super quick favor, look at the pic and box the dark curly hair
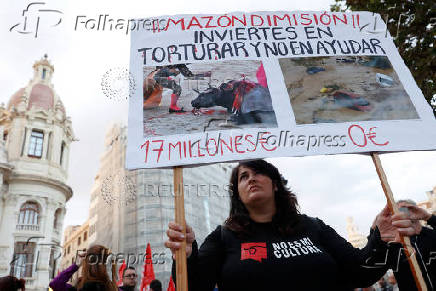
[224,159,300,237]
[0,276,25,291]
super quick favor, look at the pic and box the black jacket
[173,214,389,291]
[389,215,436,290]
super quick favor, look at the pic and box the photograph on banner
[142,60,278,137]
[280,55,419,124]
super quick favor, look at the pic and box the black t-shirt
[174,215,388,291]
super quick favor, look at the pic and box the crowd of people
[1,160,435,291]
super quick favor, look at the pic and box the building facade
[345,216,367,249]
[419,186,436,215]
[59,221,90,284]
[0,56,75,290]
[87,124,231,288]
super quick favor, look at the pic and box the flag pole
[370,152,427,291]
[173,166,188,291]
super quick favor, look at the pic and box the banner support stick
[370,152,427,291]
[173,166,188,291]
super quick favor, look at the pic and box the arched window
[17,202,40,230]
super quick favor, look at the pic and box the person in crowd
[150,279,162,291]
[49,244,118,291]
[383,200,436,290]
[119,267,137,291]
[373,276,389,291]
[387,271,399,291]
[164,159,420,291]
[0,275,25,290]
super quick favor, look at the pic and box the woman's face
[237,166,277,208]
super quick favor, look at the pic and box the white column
[34,244,51,290]
[0,172,4,226]
[42,130,49,160]
[23,127,32,157]
[0,195,18,276]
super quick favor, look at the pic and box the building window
[60,141,66,166]
[67,245,70,254]
[10,242,35,278]
[28,130,44,158]
[42,68,47,79]
[53,208,62,230]
[83,231,87,241]
[77,237,81,246]
[17,202,40,231]
[89,224,95,236]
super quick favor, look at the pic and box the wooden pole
[173,167,188,291]
[371,153,428,291]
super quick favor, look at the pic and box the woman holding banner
[165,159,420,290]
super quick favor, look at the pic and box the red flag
[167,276,175,291]
[117,260,127,286]
[140,243,155,291]
[240,242,267,262]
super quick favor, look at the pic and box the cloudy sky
[0,0,435,239]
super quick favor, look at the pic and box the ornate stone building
[419,186,436,215]
[345,216,367,249]
[0,55,75,290]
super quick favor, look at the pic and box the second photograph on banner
[279,55,419,125]
[142,60,278,137]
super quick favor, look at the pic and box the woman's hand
[164,222,195,259]
[75,250,86,266]
[375,205,421,243]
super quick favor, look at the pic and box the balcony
[16,224,40,231]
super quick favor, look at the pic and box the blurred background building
[59,220,89,284]
[345,216,367,249]
[418,186,436,215]
[60,124,231,288]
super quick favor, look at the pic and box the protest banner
[127,11,435,291]
[128,11,436,169]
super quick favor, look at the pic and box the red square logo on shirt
[241,242,267,262]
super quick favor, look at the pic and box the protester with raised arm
[165,159,420,290]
